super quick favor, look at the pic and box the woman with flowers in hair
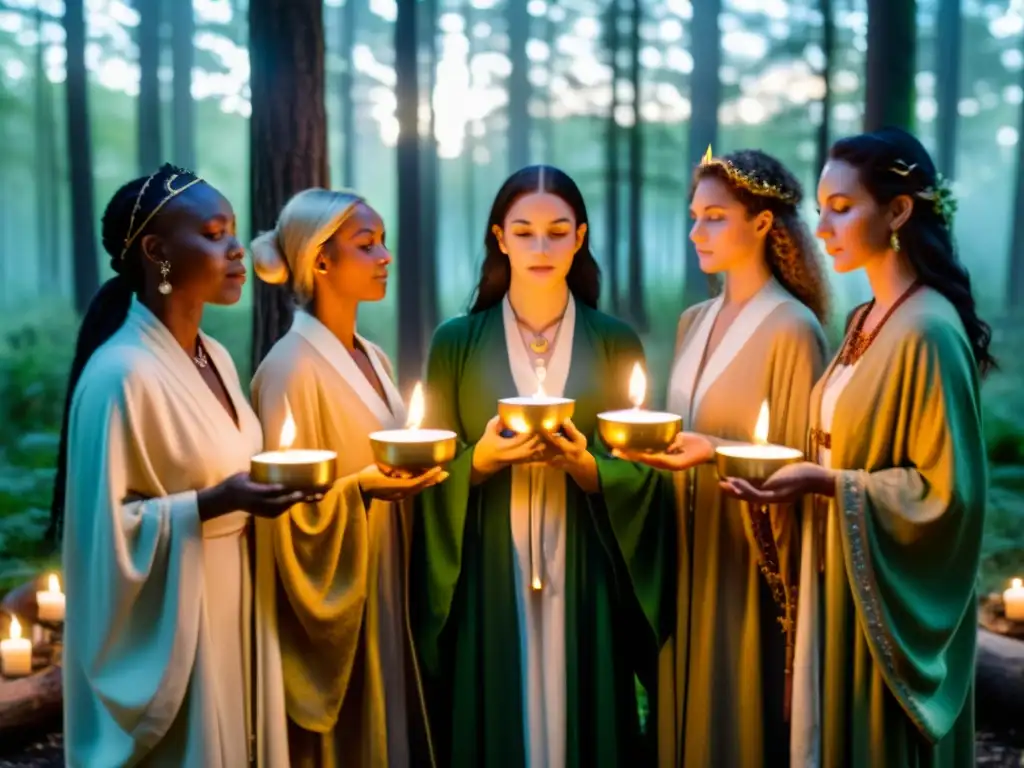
[724,127,989,767]
[610,148,830,767]
[249,189,440,767]
[56,165,321,766]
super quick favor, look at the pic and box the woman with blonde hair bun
[250,188,441,767]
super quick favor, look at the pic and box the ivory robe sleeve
[63,359,204,753]
[410,318,476,677]
[591,326,678,648]
[833,316,985,743]
[251,358,370,732]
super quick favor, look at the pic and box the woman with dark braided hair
[724,127,988,767]
[56,164,321,766]
[610,148,830,767]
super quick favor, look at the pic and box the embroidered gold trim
[838,472,932,737]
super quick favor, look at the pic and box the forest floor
[0,728,1021,765]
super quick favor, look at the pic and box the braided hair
[829,127,996,377]
[47,163,202,545]
[693,149,831,324]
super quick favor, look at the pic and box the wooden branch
[0,665,62,735]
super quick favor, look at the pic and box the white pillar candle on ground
[1,617,32,678]
[1003,578,1024,621]
[36,573,65,623]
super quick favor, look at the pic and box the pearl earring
[157,261,172,295]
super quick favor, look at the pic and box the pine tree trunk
[1006,45,1024,313]
[63,0,99,314]
[685,0,721,305]
[864,0,916,132]
[248,0,329,374]
[35,4,57,296]
[815,0,834,178]
[626,0,645,328]
[604,0,621,314]
[935,0,961,178]
[171,0,196,170]
[420,0,439,340]
[338,0,356,186]
[395,0,424,389]
[136,0,162,173]
[506,0,530,172]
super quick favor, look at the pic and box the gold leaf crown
[890,160,957,226]
[699,144,799,205]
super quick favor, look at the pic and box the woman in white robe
[55,165,315,767]
[249,189,443,768]
[611,149,830,768]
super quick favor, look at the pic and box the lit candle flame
[406,382,425,430]
[279,399,297,450]
[628,362,646,409]
[753,400,770,445]
[47,574,61,594]
[9,616,21,640]
[1014,578,1023,589]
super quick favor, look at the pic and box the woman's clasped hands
[471,415,593,482]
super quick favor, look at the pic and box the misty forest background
[0,0,1022,603]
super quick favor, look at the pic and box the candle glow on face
[1005,577,1024,621]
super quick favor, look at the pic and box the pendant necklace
[193,340,209,369]
[837,280,922,366]
[511,302,568,357]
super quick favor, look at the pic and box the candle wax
[1004,578,1024,621]
[37,592,65,623]
[716,444,804,460]
[1,625,32,678]
[252,449,337,464]
[599,409,680,424]
[372,429,457,443]
[501,396,573,406]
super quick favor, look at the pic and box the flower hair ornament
[699,144,800,205]
[889,159,957,226]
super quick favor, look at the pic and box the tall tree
[64,0,99,314]
[420,0,439,337]
[506,0,530,172]
[1006,32,1024,312]
[170,0,196,169]
[35,2,61,295]
[864,0,916,132]
[395,0,424,388]
[685,0,721,305]
[136,0,162,172]
[815,0,834,177]
[248,0,329,373]
[463,0,477,263]
[338,0,356,186]
[935,0,961,178]
[603,0,622,314]
[543,1,557,160]
[626,0,645,328]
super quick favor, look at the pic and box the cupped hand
[472,415,546,477]
[358,464,449,502]
[611,431,715,471]
[537,419,588,470]
[199,472,329,520]
[719,461,836,505]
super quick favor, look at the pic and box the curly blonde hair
[692,149,831,323]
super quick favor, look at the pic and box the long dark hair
[693,149,831,323]
[468,165,601,313]
[47,164,199,545]
[829,127,996,376]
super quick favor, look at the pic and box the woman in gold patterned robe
[723,127,990,768]
[609,149,830,767]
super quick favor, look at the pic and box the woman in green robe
[411,165,675,767]
[723,127,991,767]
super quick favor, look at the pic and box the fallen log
[0,665,62,736]
[976,595,1024,747]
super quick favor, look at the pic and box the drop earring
[158,261,172,295]
[890,230,901,253]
